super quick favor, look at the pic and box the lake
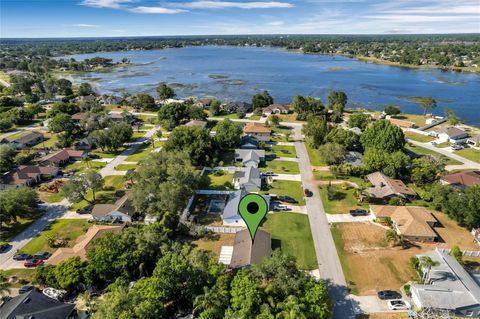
[64,46,480,125]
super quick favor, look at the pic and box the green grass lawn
[305,144,328,166]
[41,192,64,203]
[125,144,155,162]
[404,131,434,143]
[115,164,137,171]
[0,212,43,242]
[131,131,145,141]
[1,269,36,287]
[435,142,451,148]
[249,115,261,120]
[262,213,317,270]
[318,184,366,214]
[202,171,234,190]
[40,135,59,149]
[71,175,125,211]
[63,161,106,173]
[21,219,91,255]
[454,148,480,164]
[267,145,296,158]
[313,171,366,186]
[261,180,305,205]
[405,144,462,165]
[89,151,117,158]
[330,224,358,294]
[260,160,300,174]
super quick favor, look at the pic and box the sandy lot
[193,233,235,256]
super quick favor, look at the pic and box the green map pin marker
[238,193,269,242]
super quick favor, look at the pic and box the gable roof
[1,165,57,186]
[230,229,271,268]
[40,149,85,164]
[263,104,290,113]
[234,149,265,164]
[4,131,43,145]
[436,127,468,139]
[366,172,416,198]
[91,193,135,218]
[240,135,260,148]
[0,290,75,319]
[441,171,480,187]
[71,112,87,121]
[243,122,272,134]
[47,225,123,265]
[233,166,262,190]
[370,205,437,238]
[223,190,270,221]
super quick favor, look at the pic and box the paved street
[291,125,355,319]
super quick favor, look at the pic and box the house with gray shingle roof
[222,189,270,226]
[234,149,265,167]
[1,131,43,149]
[233,167,262,192]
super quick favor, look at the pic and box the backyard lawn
[454,148,480,164]
[318,184,366,214]
[21,219,91,255]
[305,144,327,166]
[404,131,434,143]
[267,145,296,158]
[202,171,234,190]
[405,144,462,165]
[260,160,300,174]
[261,180,305,205]
[262,213,317,270]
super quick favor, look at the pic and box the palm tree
[82,155,91,169]
[418,256,439,283]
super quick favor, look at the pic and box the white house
[435,127,469,143]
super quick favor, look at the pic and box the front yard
[63,161,106,173]
[260,160,300,174]
[454,148,480,164]
[0,211,43,242]
[262,213,317,270]
[318,184,366,214]
[261,180,305,205]
[201,171,234,190]
[405,143,462,165]
[70,175,125,211]
[306,144,328,166]
[266,144,297,158]
[404,131,434,143]
[125,143,157,162]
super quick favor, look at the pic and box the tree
[302,116,330,148]
[55,78,73,96]
[131,93,156,111]
[317,143,346,165]
[0,144,16,173]
[48,112,75,133]
[108,122,133,151]
[270,115,280,127]
[0,118,13,132]
[450,246,463,264]
[362,148,410,178]
[209,99,221,116]
[60,171,103,203]
[0,187,38,229]
[252,91,273,110]
[226,269,262,318]
[384,105,401,115]
[444,107,460,126]
[78,82,95,96]
[214,119,243,149]
[292,96,324,120]
[54,257,84,290]
[327,91,347,110]
[158,102,188,130]
[418,96,437,116]
[410,157,444,186]
[188,105,208,121]
[164,126,213,166]
[361,120,405,153]
[324,126,360,151]
[156,82,175,100]
[348,113,369,130]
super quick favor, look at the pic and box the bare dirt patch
[433,212,479,250]
[193,233,235,257]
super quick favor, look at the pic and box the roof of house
[224,101,253,113]
[1,165,57,186]
[263,104,290,113]
[184,120,207,128]
[240,135,260,148]
[436,127,468,139]
[223,190,270,221]
[411,249,480,310]
[91,193,135,218]
[366,172,416,198]
[0,289,75,319]
[234,149,265,163]
[230,229,272,268]
[47,225,124,265]
[71,112,87,121]
[40,149,85,164]
[243,122,272,134]
[343,151,363,166]
[233,166,262,190]
[370,205,437,238]
[4,131,43,144]
[441,171,480,187]
[468,134,480,143]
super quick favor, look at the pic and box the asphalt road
[291,125,355,319]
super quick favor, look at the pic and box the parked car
[377,290,402,300]
[19,285,34,294]
[262,171,275,176]
[24,258,44,268]
[387,300,411,310]
[452,144,463,150]
[76,207,91,214]
[43,287,67,301]
[0,244,11,254]
[277,196,298,204]
[430,141,437,145]
[349,209,369,217]
[274,204,290,211]
[13,253,32,261]
[304,188,312,197]
[34,251,52,260]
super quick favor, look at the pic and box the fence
[437,248,480,257]
[205,226,245,233]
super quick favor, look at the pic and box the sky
[1,0,479,38]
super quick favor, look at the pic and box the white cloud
[177,1,293,9]
[267,20,284,26]
[80,0,137,8]
[71,23,101,28]
[129,6,187,14]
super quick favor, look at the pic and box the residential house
[47,225,123,265]
[75,138,93,150]
[0,290,77,319]
[243,122,272,142]
[386,117,416,129]
[1,131,43,149]
[91,194,135,223]
[240,135,260,149]
[195,99,212,109]
[234,149,265,167]
[184,120,208,129]
[229,229,272,268]
[262,104,290,116]
[370,205,438,242]
[38,149,86,166]
[435,127,469,143]
[467,134,480,147]
[99,95,123,105]
[233,167,263,192]
[343,151,363,166]
[71,112,87,122]
[222,190,270,226]
[440,171,480,189]
[365,172,416,200]
[107,111,134,122]
[410,249,480,317]
[0,165,58,189]
[223,101,253,114]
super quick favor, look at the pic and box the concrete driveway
[327,214,374,223]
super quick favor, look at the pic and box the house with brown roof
[243,122,272,142]
[39,149,86,166]
[1,131,43,149]
[370,205,438,242]
[91,193,135,223]
[0,165,59,189]
[262,104,290,116]
[229,229,271,268]
[365,172,416,201]
[47,224,123,265]
[441,171,480,189]
[195,99,212,109]
[71,112,87,122]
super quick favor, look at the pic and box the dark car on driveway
[377,290,402,300]
[34,251,52,260]
[24,258,44,268]
[0,243,12,254]
[19,285,34,294]
[304,188,313,197]
[350,209,369,217]
[277,196,298,204]
[13,253,32,261]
